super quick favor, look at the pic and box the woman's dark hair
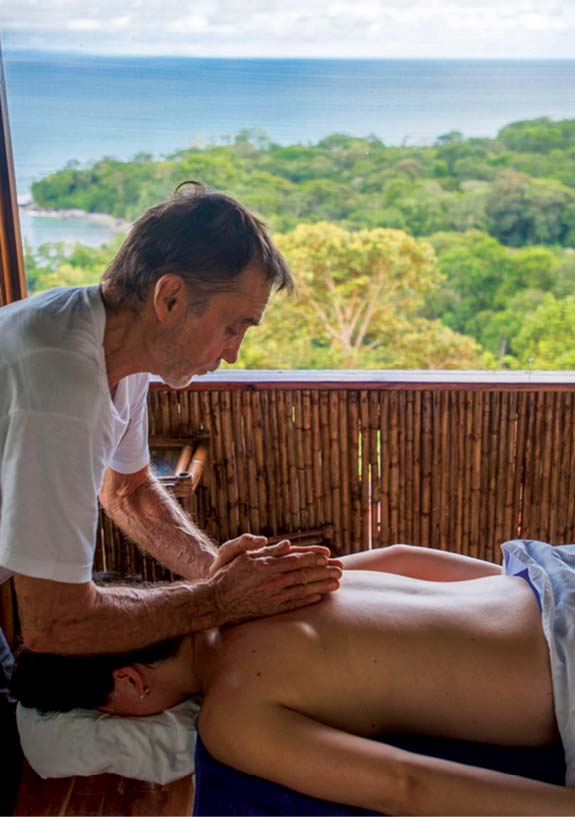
[101,180,294,311]
[10,637,184,713]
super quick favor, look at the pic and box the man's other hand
[208,534,343,623]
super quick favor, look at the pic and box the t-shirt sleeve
[0,410,101,583]
[109,374,151,475]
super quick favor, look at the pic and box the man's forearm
[100,467,217,579]
[15,573,224,654]
[17,538,341,654]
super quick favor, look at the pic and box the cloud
[67,18,101,32]
[3,0,575,57]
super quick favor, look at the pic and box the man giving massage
[12,540,575,815]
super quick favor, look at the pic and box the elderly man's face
[156,261,271,389]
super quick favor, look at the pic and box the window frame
[0,40,27,306]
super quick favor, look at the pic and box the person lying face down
[11,543,575,816]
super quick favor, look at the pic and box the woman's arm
[200,700,573,816]
[342,544,502,581]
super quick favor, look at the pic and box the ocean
[5,51,575,248]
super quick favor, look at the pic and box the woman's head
[10,636,191,715]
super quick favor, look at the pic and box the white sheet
[502,538,575,785]
[16,695,201,783]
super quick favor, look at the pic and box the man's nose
[221,348,239,364]
[221,337,242,364]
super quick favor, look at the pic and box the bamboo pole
[174,445,193,476]
[566,393,575,542]
[231,390,250,533]
[348,390,362,552]
[180,388,192,437]
[453,391,465,555]
[438,391,450,551]
[190,392,202,436]
[274,390,290,535]
[311,390,323,532]
[197,391,216,537]
[397,391,408,544]
[411,391,421,546]
[219,391,239,536]
[502,391,518,543]
[302,390,315,530]
[146,391,156,438]
[548,391,562,542]
[485,390,499,560]
[369,392,381,549]
[242,391,259,533]
[553,392,566,543]
[540,394,561,542]
[339,392,351,553]
[463,389,474,557]
[379,392,390,546]
[528,391,546,540]
[251,391,268,534]
[520,391,536,538]
[172,390,183,437]
[486,391,500,561]
[159,389,172,436]
[420,390,432,549]
[512,392,527,540]
[492,390,509,560]
[292,390,307,530]
[469,391,482,559]
[209,391,229,542]
[262,390,279,537]
[319,391,333,534]
[388,391,400,544]
[329,391,342,552]
[360,390,371,550]
[285,391,301,532]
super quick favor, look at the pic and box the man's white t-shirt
[0,286,150,583]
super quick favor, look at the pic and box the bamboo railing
[96,370,575,577]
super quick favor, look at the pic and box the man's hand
[207,534,343,623]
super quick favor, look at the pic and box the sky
[2,0,575,59]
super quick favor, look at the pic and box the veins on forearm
[102,474,217,579]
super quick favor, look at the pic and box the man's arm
[200,700,575,816]
[98,465,216,579]
[15,539,341,654]
[342,544,502,581]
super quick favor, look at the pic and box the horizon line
[4,47,575,62]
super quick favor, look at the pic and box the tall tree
[240,223,482,369]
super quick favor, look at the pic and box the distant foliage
[32,117,575,246]
[24,239,120,293]
[26,117,575,370]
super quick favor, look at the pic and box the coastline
[18,203,131,232]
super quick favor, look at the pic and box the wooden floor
[14,760,195,816]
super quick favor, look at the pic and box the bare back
[201,571,557,747]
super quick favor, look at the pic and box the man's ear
[152,274,187,324]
